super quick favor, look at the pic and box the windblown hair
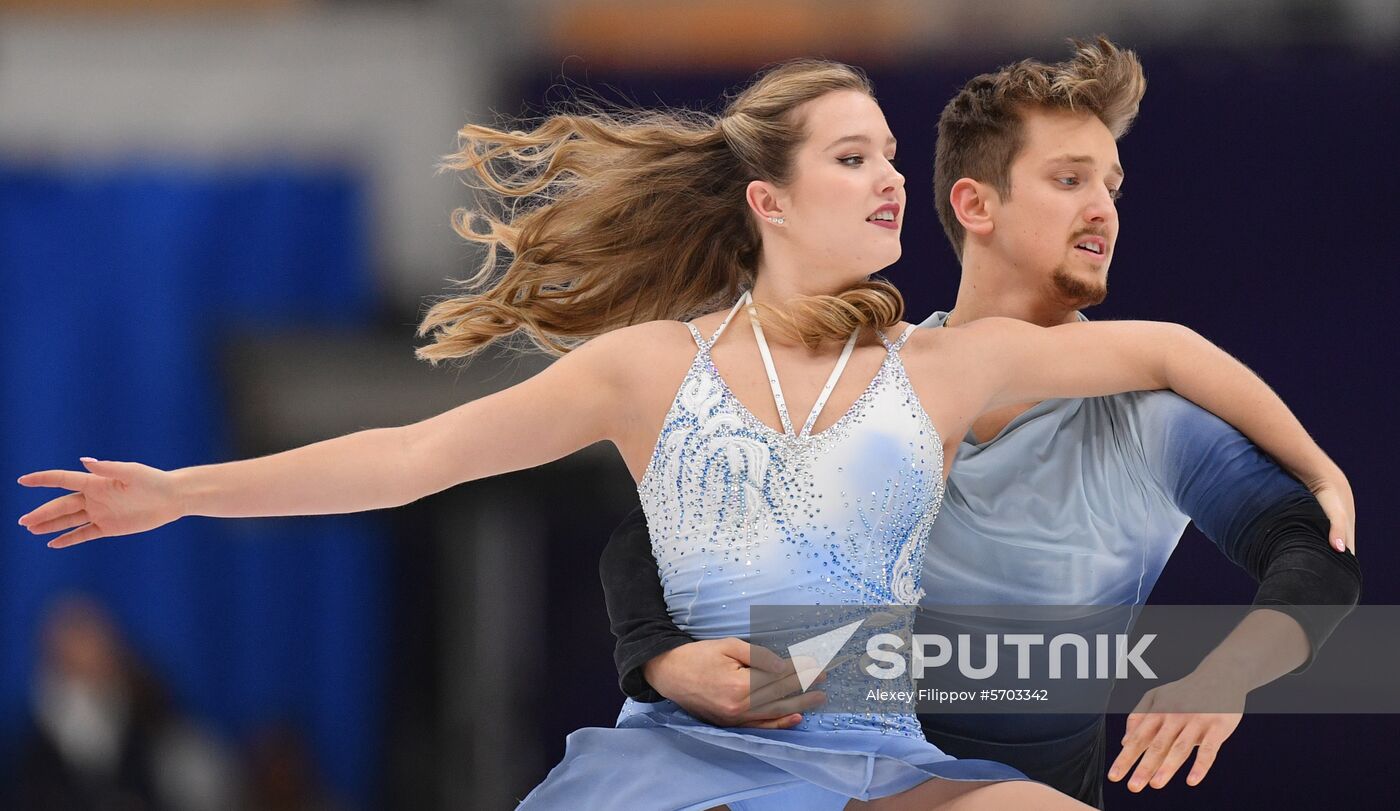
[933,36,1147,260]
[416,59,903,363]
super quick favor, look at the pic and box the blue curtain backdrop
[0,162,388,807]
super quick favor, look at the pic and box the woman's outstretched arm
[17,325,648,548]
[936,317,1354,550]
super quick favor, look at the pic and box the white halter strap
[706,294,749,347]
[877,322,919,352]
[740,291,860,438]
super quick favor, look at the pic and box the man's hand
[643,638,826,728]
[1107,672,1245,791]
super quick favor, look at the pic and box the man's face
[993,108,1123,308]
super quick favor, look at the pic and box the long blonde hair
[416,59,904,364]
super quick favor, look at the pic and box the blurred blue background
[2,1,1396,808]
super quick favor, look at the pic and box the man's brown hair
[933,36,1147,260]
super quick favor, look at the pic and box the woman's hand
[15,322,674,539]
[17,458,183,548]
[1304,466,1356,554]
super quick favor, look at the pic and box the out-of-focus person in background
[14,46,1354,808]
[244,722,345,811]
[8,594,242,811]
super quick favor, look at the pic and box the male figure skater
[599,38,1360,808]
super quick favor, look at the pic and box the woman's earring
[768,216,785,225]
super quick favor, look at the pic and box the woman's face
[774,90,905,283]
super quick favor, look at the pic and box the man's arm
[1111,392,1361,791]
[599,505,692,702]
[1132,391,1361,661]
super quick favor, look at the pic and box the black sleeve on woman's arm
[600,505,695,701]
[1236,493,1362,672]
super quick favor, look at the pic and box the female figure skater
[19,61,1352,810]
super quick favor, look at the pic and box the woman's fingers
[28,509,90,536]
[80,458,134,479]
[18,492,87,530]
[17,469,100,492]
[1313,487,1355,554]
[18,458,174,548]
[48,523,105,549]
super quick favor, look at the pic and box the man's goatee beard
[1051,265,1108,308]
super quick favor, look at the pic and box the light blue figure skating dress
[520,294,1027,810]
